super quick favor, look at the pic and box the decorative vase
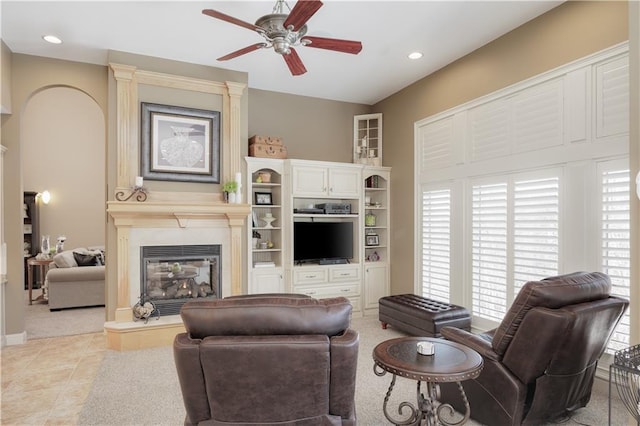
[365,212,376,227]
[40,235,50,256]
[228,192,237,203]
[262,213,276,228]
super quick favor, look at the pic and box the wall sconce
[38,190,51,205]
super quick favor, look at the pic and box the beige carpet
[24,290,105,340]
[78,315,630,425]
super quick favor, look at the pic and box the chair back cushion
[492,272,611,356]
[180,296,352,340]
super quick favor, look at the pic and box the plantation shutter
[421,189,451,303]
[600,167,630,353]
[513,177,559,292]
[472,183,508,321]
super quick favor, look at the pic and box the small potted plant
[222,180,238,203]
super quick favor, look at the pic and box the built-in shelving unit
[362,167,390,315]
[244,157,391,313]
[23,191,40,290]
[246,157,285,294]
[288,159,363,312]
[353,113,382,166]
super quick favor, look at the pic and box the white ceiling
[1,1,564,105]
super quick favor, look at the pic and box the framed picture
[140,102,221,183]
[365,233,379,246]
[254,192,273,205]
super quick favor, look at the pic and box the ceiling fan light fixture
[43,34,62,44]
[203,0,362,76]
[408,51,423,60]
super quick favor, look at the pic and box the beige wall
[22,86,105,249]
[374,1,629,295]
[2,55,107,336]
[248,89,370,163]
[1,41,12,114]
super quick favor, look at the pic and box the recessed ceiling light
[42,35,62,44]
[408,52,423,60]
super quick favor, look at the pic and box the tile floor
[1,332,106,425]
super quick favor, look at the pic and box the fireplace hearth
[141,244,221,316]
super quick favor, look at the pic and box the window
[599,163,630,354]
[472,183,508,322]
[420,188,451,303]
[471,175,559,323]
[415,47,630,346]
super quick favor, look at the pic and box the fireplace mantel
[105,200,249,350]
[107,201,250,228]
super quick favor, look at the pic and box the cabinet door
[292,166,328,197]
[328,167,360,198]
[364,263,388,310]
[250,269,284,294]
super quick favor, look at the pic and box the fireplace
[140,244,221,316]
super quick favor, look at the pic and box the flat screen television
[294,221,353,264]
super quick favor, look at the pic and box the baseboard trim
[5,331,27,346]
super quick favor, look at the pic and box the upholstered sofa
[174,294,359,425]
[45,247,105,311]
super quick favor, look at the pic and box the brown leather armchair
[439,272,628,426]
[173,295,359,426]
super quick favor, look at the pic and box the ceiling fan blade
[217,43,267,61]
[202,9,262,32]
[302,36,362,54]
[283,0,323,32]
[283,48,307,76]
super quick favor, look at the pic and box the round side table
[373,336,483,426]
[27,257,54,305]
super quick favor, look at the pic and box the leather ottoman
[379,294,471,337]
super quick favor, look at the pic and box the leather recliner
[173,295,359,426]
[439,272,628,426]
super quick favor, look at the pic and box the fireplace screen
[141,244,221,316]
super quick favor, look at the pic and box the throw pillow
[53,251,78,268]
[73,251,100,267]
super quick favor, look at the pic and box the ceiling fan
[202,0,363,76]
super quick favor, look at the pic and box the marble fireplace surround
[104,64,249,351]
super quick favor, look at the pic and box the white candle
[135,176,143,187]
[235,172,242,185]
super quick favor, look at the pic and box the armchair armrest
[441,326,501,362]
[329,329,358,424]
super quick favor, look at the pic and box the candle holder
[115,185,148,202]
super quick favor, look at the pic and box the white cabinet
[290,161,360,198]
[353,113,382,166]
[364,263,388,312]
[250,269,284,294]
[243,158,390,312]
[292,264,361,313]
